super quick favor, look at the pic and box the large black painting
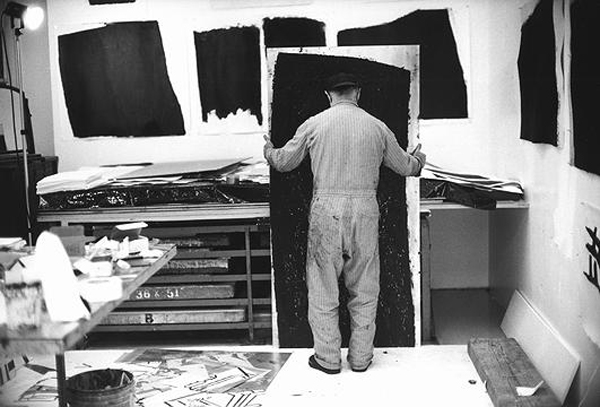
[270,52,415,348]
[58,21,184,138]
[518,0,558,145]
[194,26,262,125]
[338,9,466,120]
[571,0,600,176]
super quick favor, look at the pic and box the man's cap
[324,72,360,91]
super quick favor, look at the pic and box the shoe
[308,355,340,374]
[351,361,372,373]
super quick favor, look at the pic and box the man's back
[305,102,389,193]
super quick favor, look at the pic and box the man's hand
[411,143,426,168]
[263,134,274,160]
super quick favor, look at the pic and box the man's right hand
[411,143,426,168]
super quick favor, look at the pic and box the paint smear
[519,0,558,146]
[571,0,600,176]
[270,52,414,348]
[194,26,262,125]
[58,21,184,138]
[338,9,467,120]
[263,17,326,48]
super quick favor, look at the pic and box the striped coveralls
[265,101,422,371]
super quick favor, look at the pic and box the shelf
[37,203,271,224]
[35,209,274,343]
[118,298,271,308]
[93,321,272,332]
[148,274,271,284]
[174,249,270,259]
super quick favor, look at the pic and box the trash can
[66,368,135,407]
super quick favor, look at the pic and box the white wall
[488,0,600,404]
[41,0,490,173]
[430,209,489,289]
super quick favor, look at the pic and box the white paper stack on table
[0,237,26,251]
[36,166,143,195]
[422,163,524,197]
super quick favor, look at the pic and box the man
[264,72,425,374]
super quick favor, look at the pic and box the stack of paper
[0,237,26,251]
[422,163,524,196]
[36,166,143,195]
[36,168,106,195]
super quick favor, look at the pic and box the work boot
[308,355,340,374]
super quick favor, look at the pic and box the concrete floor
[431,288,506,345]
[0,346,492,407]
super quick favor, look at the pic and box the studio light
[3,2,44,30]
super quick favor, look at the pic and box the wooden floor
[432,288,506,345]
[0,346,492,407]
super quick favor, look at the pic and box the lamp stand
[13,26,32,245]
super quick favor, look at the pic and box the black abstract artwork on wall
[584,226,600,294]
[270,52,414,348]
[518,0,558,145]
[338,9,466,119]
[194,26,262,125]
[263,17,326,48]
[58,21,184,138]
[571,0,600,176]
[89,0,135,4]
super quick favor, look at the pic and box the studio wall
[44,0,478,172]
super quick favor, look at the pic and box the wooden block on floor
[468,338,560,407]
[501,290,579,403]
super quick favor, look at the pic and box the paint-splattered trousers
[306,190,380,371]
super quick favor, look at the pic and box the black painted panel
[89,0,135,4]
[571,0,600,176]
[263,17,326,48]
[270,52,414,348]
[338,9,466,119]
[518,0,558,145]
[58,21,184,138]
[194,27,263,125]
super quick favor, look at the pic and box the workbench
[0,244,176,407]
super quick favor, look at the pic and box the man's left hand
[263,135,274,159]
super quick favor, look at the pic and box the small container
[67,368,135,407]
[2,281,43,330]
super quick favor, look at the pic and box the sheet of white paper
[516,380,544,397]
[34,232,90,322]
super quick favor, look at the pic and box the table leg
[420,211,433,343]
[55,354,67,407]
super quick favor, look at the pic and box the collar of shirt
[330,100,358,107]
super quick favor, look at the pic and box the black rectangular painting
[338,9,466,120]
[518,0,558,145]
[194,27,262,125]
[89,0,135,4]
[571,0,600,176]
[270,52,414,348]
[263,17,326,48]
[58,21,184,138]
